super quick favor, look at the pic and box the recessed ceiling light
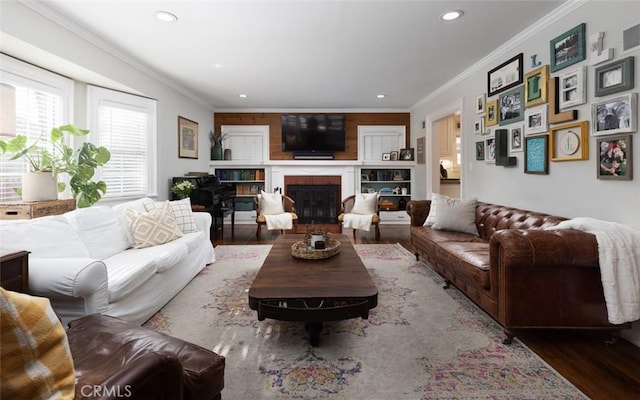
[156,11,178,22]
[440,10,463,21]
[238,94,248,98]
[376,94,387,99]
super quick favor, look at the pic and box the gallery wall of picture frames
[473,20,636,181]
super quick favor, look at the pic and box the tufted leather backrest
[475,202,567,241]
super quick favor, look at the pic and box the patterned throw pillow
[0,288,76,400]
[126,201,183,248]
[145,198,198,234]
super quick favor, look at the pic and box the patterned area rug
[144,244,587,400]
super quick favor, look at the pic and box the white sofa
[0,197,215,326]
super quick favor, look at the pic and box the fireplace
[285,176,341,225]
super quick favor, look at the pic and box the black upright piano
[171,175,236,238]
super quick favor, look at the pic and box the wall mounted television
[281,114,346,152]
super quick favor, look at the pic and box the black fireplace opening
[287,184,341,224]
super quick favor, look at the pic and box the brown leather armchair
[253,194,297,239]
[68,314,225,400]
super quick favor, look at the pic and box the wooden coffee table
[248,234,378,346]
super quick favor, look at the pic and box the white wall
[0,0,214,201]
[412,1,640,229]
[410,0,640,345]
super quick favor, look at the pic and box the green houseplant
[209,130,227,160]
[0,124,111,208]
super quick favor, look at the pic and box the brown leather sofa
[67,314,225,400]
[406,199,629,343]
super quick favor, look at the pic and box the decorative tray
[291,232,341,260]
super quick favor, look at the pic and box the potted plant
[171,180,195,199]
[0,124,111,207]
[209,130,227,160]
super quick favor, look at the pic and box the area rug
[144,244,587,400]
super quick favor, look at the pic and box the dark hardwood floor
[214,224,640,400]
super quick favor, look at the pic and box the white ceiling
[41,0,565,110]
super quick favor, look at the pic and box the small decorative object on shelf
[209,130,227,161]
[171,180,195,199]
[292,231,341,259]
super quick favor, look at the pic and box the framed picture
[485,137,496,163]
[476,94,486,114]
[524,105,548,136]
[559,66,586,109]
[498,86,524,125]
[485,99,498,126]
[382,153,391,161]
[399,148,414,161]
[550,121,589,161]
[592,93,637,136]
[416,137,425,164]
[525,65,549,108]
[473,118,485,134]
[594,56,635,97]
[549,76,578,124]
[487,53,523,97]
[510,126,524,153]
[597,134,633,180]
[178,116,198,159]
[550,23,586,72]
[524,135,549,174]
[475,141,485,160]
[390,151,399,161]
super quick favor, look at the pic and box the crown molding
[410,0,590,111]
[17,0,213,110]
[213,108,411,114]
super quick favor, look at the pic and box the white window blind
[88,86,157,200]
[0,55,73,202]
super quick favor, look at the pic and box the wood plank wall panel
[214,112,410,161]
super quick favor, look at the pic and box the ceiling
[41,0,565,110]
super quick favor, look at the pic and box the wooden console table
[0,199,76,220]
[0,251,29,292]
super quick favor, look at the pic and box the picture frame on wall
[399,148,414,161]
[591,92,637,136]
[487,53,524,97]
[559,66,586,110]
[510,126,524,153]
[476,94,486,114]
[475,141,485,160]
[485,137,496,163]
[178,116,198,159]
[485,99,499,126]
[524,105,548,136]
[524,135,549,174]
[597,134,633,180]
[524,65,549,108]
[550,23,586,72]
[498,86,525,125]
[416,137,425,164]
[594,56,635,97]
[550,120,589,161]
[473,118,485,134]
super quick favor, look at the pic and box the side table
[0,199,76,220]
[0,250,30,292]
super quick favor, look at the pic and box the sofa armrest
[75,352,184,399]
[193,212,212,241]
[489,229,613,330]
[29,258,108,310]
[406,200,431,226]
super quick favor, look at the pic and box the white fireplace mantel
[269,164,357,199]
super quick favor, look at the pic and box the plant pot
[211,146,223,160]
[22,172,58,202]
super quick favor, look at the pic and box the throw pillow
[351,193,378,215]
[431,196,479,236]
[423,193,447,227]
[0,288,76,399]
[259,191,285,215]
[145,198,198,234]
[126,201,183,248]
